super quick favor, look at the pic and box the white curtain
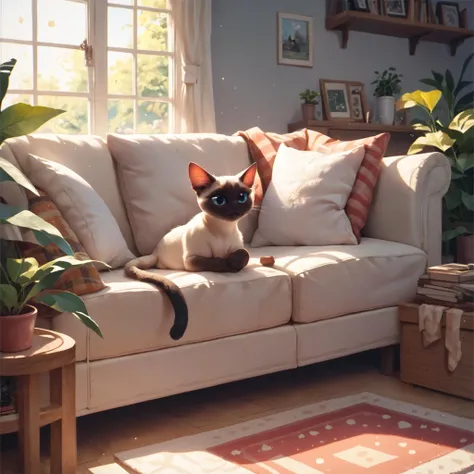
[173,0,216,133]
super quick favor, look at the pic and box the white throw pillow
[22,154,135,268]
[251,143,366,247]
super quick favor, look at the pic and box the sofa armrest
[364,152,451,266]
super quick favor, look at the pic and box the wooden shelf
[288,120,417,134]
[326,11,474,56]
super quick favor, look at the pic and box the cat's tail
[124,255,188,340]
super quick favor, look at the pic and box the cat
[124,161,258,341]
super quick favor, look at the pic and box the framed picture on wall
[277,12,313,67]
[320,80,352,120]
[436,2,460,27]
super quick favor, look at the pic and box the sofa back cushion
[107,133,256,255]
[3,135,136,253]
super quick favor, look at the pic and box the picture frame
[320,80,351,120]
[347,82,368,122]
[436,1,460,28]
[320,80,368,122]
[277,12,313,68]
[383,0,408,18]
[368,0,380,15]
[351,0,370,12]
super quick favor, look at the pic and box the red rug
[116,393,474,473]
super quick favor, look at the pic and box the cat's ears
[238,163,257,188]
[189,162,216,193]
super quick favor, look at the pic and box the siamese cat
[124,161,258,341]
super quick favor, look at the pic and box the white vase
[377,96,395,125]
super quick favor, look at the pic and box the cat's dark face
[188,162,257,222]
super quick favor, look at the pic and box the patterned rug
[115,392,474,474]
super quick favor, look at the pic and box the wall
[212,0,473,134]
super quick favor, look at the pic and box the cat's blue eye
[212,195,227,206]
[238,192,248,203]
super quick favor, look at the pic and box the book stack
[416,263,474,309]
[0,377,16,417]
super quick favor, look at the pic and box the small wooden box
[399,303,474,400]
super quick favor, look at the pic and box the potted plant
[372,67,403,125]
[0,58,104,352]
[396,55,473,263]
[299,89,320,121]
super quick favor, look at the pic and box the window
[0,0,174,135]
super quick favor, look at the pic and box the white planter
[377,96,395,125]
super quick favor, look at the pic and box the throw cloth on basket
[418,304,463,372]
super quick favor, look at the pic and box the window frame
[1,0,175,136]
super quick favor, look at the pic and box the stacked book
[416,263,474,309]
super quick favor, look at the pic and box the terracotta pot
[0,305,37,353]
[301,103,315,121]
[456,234,474,264]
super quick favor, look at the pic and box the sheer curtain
[173,0,216,133]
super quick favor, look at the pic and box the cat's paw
[227,249,250,272]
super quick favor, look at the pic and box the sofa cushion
[20,154,134,268]
[53,262,292,361]
[248,238,427,323]
[3,134,136,253]
[107,133,257,254]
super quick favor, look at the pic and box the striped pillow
[24,190,106,296]
[236,127,390,242]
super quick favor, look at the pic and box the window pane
[38,47,88,93]
[138,0,168,8]
[0,0,32,41]
[37,96,89,134]
[108,0,132,5]
[37,0,86,46]
[137,11,168,52]
[0,43,33,89]
[108,52,133,95]
[3,94,33,109]
[137,100,168,133]
[108,99,134,133]
[108,7,133,49]
[137,55,168,97]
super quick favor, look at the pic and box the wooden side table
[0,328,76,474]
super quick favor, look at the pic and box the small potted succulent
[0,58,103,352]
[299,89,320,121]
[372,67,403,125]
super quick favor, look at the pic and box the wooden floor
[1,349,473,473]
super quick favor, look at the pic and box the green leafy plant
[0,58,65,146]
[372,67,403,97]
[0,58,103,337]
[396,90,474,242]
[299,89,320,104]
[419,53,474,119]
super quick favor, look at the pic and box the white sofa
[0,133,451,416]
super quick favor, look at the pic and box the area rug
[115,392,474,474]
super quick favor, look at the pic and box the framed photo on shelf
[368,0,380,15]
[383,0,408,18]
[277,12,313,67]
[436,2,460,27]
[348,82,368,122]
[320,80,368,122]
[352,0,370,12]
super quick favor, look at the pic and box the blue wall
[212,0,473,134]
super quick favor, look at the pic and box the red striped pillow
[236,127,390,242]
